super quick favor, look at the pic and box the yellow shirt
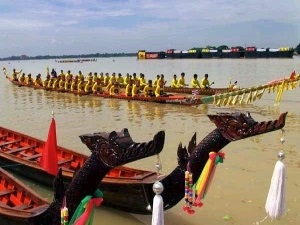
[78,81,85,92]
[117,77,124,84]
[64,80,72,91]
[200,78,210,89]
[109,84,119,95]
[71,81,78,91]
[84,81,93,93]
[171,78,179,88]
[143,85,155,96]
[34,78,43,86]
[132,85,140,97]
[53,79,59,89]
[191,78,201,88]
[125,84,133,96]
[59,80,65,89]
[178,77,186,87]
[92,83,102,93]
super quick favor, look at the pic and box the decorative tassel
[152,181,164,225]
[194,152,225,206]
[245,91,252,104]
[69,189,103,225]
[61,195,68,225]
[265,151,286,220]
[257,131,286,224]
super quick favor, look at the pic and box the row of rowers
[14,70,212,89]
[12,70,192,97]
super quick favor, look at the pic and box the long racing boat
[3,70,202,106]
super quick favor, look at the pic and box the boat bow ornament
[202,72,299,106]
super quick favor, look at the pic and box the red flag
[39,118,58,175]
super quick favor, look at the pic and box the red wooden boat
[0,167,49,225]
[0,126,165,214]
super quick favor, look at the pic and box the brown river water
[0,57,299,225]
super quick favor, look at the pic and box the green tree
[295,43,300,54]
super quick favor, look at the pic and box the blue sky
[0,0,299,57]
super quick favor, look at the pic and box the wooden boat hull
[163,86,229,95]
[6,78,202,106]
[0,126,167,214]
[0,168,49,225]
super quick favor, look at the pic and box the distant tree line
[0,52,137,61]
[2,44,300,61]
[296,43,300,54]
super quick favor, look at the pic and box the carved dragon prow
[37,129,165,224]
[159,112,287,211]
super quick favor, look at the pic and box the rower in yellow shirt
[200,74,214,89]
[104,73,110,86]
[125,79,134,96]
[53,76,60,89]
[43,75,50,87]
[84,78,93,93]
[178,72,188,87]
[25,74,34,85]
[78,77,85,93]
[116,73,124,85]
[59,76,66,90]
[64,77,72,91]
[143,80,155,97]
[71,76,79,92]
[139,73,147,87]
[78,71,84,81]
[92,78,103,94]
[18,73,26,83]
[155,80,166,97]
[124,73,130,85]
[153,75,160,87]
[190,74,201,88]
[11,69,22,81]
[132,80,141,97]
[34,74,43,86]
[109,82,120,95]
[171,74,180,88]
[92,72,98,83]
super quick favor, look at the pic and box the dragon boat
[7,78,202,106]
[0,111,287,215]
[0,126,164,224]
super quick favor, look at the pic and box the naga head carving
[79,128,165,168]
[207,111,287,141]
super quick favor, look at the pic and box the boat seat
[0,135,8,140]
[58,158,73,166]
[0,189,16,197]
[13,204,33,210]
[0,140,21,147]
[5,145,36,154]
[24,153,42,160]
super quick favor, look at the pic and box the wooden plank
[0,189,16,196]
[58,158,73,165]
[0,140,21,147]
[5,145,36,154]
[24,153,42,160]
[13,204,32,210]
[0,135,8,139]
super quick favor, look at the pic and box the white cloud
[0,0,299,57]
